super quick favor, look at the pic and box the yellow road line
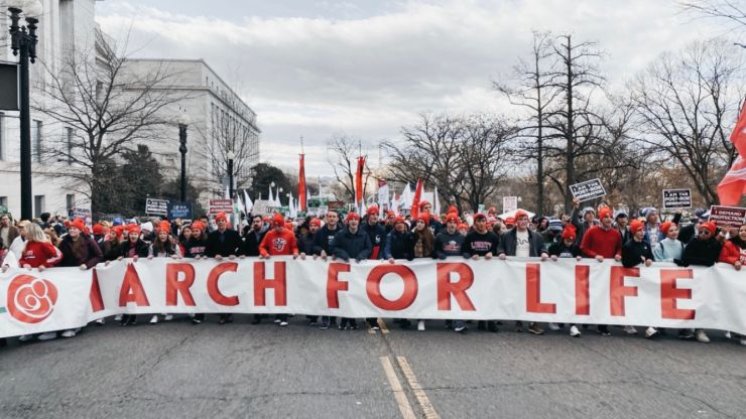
[378,318,390,334]
[379,356,417,419]
[397,356,440,419]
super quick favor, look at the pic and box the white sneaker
[725,331,732,339]
[417,320,426,331]
[548,323,560,331]
[18,334,33,342]
[274,318,282,324]
[279,320,288,327]
[114,314,123,322]
[624,325,638,335]
[569,325,581,337]
[696,330,710,343]
[38,332,57,341]
[95,318,105,325]
[645,327,658,338]
[163,314,174,321]
[149,315,159,325]
[740,338,746,347]
[61,330,77,338]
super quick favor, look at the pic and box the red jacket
[19,241,62,268]
[259,228,299,257]
[719,240,746,265]
[580,226,622,259]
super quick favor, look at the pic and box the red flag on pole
[298,154,307,211]
[355,156,365,206]
[411,179,423,218]
[717,156,746,206]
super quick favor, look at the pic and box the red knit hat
[561,225,577,241]
[505,217,516,226]
[629,219,645,234]
[215,212,228,222]
[113,225,125,238]
[310,218,322,227]
[700,221,717,234]
[474,213,487,221]
[69,218,86,232]
[272,213,285,226]
[158,221,171,233]
[659,221,674,235]
[92,224,105,235]
[125,224,141,236]
[417,213,431,224]
[367,206,379,216]
[190,221,205,232]
[458,223,469,231]
[445,214,459,224]
[515,210,529,220]
[346,212,361,222]
[394,216,406,226]
[598,207,612,220]
[419,200,431,210]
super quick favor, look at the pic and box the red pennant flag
[355,156,365,205]
[411,179,423,219]
[298,154,307,211]
[730,101,746,159]
[717,156,746,205]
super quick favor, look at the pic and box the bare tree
[495,31,561,216]
[202,109,260,191]
[628,39,742,205]
[33,30,187,215]
[682,1,746,43]
[384,114,516,212]
[327,134,373,203]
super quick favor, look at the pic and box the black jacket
[120,239,150,258]
[462,230,500,257]
[331,227,372,262]
[548,241,581,258]
[313,224,341,256]
[242,229,266,257]
[183,238,207,258]
[498,229,547,257]
[434,231,465,259]
[205,229,242,257]
[297,232,316,255]
[361,222,386,260]
[681,237,722,267]
[622,239,654,267]
[383,229,415,260]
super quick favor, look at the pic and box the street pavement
[1,317,746,419]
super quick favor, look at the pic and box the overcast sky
[96,0,733,178]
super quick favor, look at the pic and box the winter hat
[345,212,361,222]
[418,200,431,211]
[190,221,205,232]
[488,206,497,214]
[92,224,105,236]
[125,224,141,236]
[561,225,577,241]
[394,216,407,226]
[367,206,379,216]
[445,214,460,224]
[457,223,469,231]
[310,218,322,227]
[140,222,154,232]
[473,213,487,221]
[629,219,645,234]
[614,211,628,219]
[215,212,228,223]
[515,210,529,220]
[69,218,86,232]
[505,217,516,226]
[158,221,171,233]
[272,213,285,226]
[598,207,612,220]
[582,207,596,216]
[700,221,717,235]
[659,221,674,236]
[113,225,125,238]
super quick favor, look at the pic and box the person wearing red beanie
[258,214,299,328]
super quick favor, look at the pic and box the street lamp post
[178,111,190,203]
[8,1,42,220]
[227,151,235,200]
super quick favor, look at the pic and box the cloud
[96,0,726,176]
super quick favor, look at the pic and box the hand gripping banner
[1,257,745,338]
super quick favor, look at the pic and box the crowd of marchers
[0,196,745,348]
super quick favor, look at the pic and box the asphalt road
[2,317,746,419]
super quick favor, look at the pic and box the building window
[66,127,74,164]
[66,194,75,212]
[0,196,7,210]
[0,112,4,160]
[34,195,45,218]
[31,119,42,162]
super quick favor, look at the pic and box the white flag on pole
[434,187,441,215]
[243,190,254,214]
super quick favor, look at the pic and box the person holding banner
[242,215,267,257]
[361,208,387,330]
[622,220,660,339]
[462,213,500,333]
[258,213,299,327]
[17,223,63,342]
[498,210,549,335]
[548,225,583,337]
[652,222,684,263]
[384,216,415,262]
[118,224,151,326]
[681,221,721,343]
[101,226,125,262]
[181,221,209,325]
[206,212,243,325]
[313,211,342,330]
[147,221,181,325]
[298,218,321,326]
[579,207,622,336]
[719,223,746,271]
[435,213,468,333]
[331,212,372,330]
[412,214,435,332]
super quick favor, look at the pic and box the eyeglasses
[698,230,711,236]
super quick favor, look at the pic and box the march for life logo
[272,238,288,252]
[4,274,58,324]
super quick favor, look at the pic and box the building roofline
[126,58,255,115]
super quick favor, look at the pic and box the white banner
[1,258,745,338]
